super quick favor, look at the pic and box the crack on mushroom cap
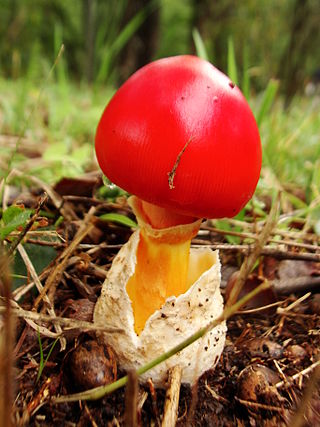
[167,136,194,190]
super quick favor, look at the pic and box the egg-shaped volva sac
[93,226,226,386]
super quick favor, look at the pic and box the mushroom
[94,55,261,386]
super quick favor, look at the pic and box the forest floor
[1,172,319,427]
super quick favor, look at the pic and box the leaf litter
[0,173,319,426]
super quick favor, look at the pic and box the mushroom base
[93,229,227,386]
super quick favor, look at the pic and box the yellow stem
[126,197,202,335]
[126,230,191,334]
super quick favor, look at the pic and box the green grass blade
[256,79,279,126]
[192,28,208,61]
[99,213,137,228]
[227,36,238,85]
[242,45,250,100]
[36,333,59,383]
[43,337,59,367]
[54,23,67,87]
[36,330,44,382]
[0,45,65,204]
[96,0,159,83]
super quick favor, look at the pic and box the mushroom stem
[140,199,196,229]
[127,197,204,334]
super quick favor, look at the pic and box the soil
[2,174,320,426]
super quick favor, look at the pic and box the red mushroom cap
[95,55,262,219]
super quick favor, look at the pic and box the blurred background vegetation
[0,0,319,197]
[1,0,320,104]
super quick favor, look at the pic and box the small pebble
[238,364,281,403]
[68,340,116,391]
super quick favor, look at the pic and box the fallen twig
[278,292,311,312]
[191,243,320,262]
[124,370,139,427]
[0,301,123,334]
[12,268,51,302]
[227,193,280,306]
[204,380,229,404]
[210,217,320,244]
[161,365,182,427]
[289,362,320,427]
[33,207,96,310]
[275,359,320,390]
[203,225,320,251]
[0,251,15,427]
[17,244,66,349]
[235,396,284,412]
[7,193,48,257]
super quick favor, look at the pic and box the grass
[260,97,320,190]
[0,77,114,185]
[36,330,59,383]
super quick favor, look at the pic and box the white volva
[93,229,227,387]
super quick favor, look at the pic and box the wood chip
[162,365,182,427]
